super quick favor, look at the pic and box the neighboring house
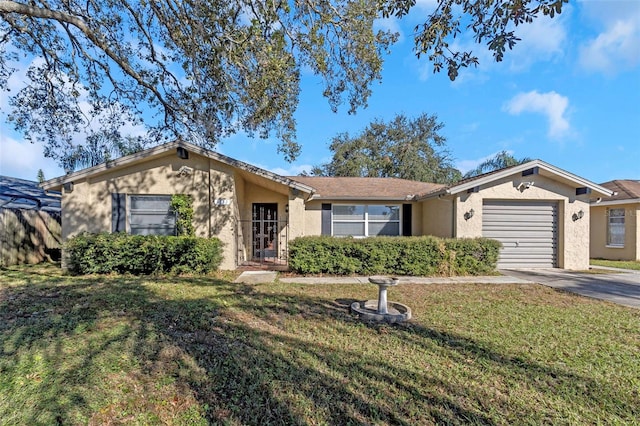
[0,176,62,265]
[590,180,640,261]
[41,141,612,270]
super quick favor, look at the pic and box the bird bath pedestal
[350,276,412,323]
[370,276,398,314]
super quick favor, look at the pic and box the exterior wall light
[572,209,585,222]
[517,181,534,191]
[178,165,193,177]
[464,208,475,221]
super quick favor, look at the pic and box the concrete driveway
[500,268,640,309]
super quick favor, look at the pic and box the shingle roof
[599,180,640,202]
[287,176,445,200]
[0,176,61,212]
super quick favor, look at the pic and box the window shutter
[112,193,126,233]
[402,204,412,236]
[321,203,332,235]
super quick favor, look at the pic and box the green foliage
[65,232,222,275]
[312,113,462,184]
[170,194,195,237]
[0,0,396,166]
[463,150,532,178]
[1,263,638,424]
[1,0,565,168]
[591,259,640,271]
[289,235,501,276]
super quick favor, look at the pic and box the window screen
[607,208,625,247]
[129,195,176,236]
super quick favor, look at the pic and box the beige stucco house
[41,141,612,270]
[590,180,640,261]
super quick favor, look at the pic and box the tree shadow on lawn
[1,272,636,424]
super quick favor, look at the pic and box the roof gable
[41,141,314,194]
[418,160,613,199]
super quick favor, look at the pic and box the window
[607,208,625,247]
[332,204,400,237]
[129,195,176,236]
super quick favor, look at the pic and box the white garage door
[482,200,558,268]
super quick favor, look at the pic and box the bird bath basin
[350,276,411,323]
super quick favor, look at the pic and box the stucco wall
[451,174,591,269]
[59,150,302,270]
[420,197,454,237]
[288,192,306,240]
[302,200,323,236]
[590,203,639,261]
[60,151,241,268]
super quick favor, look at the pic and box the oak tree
[312,113,462,184]
[0,0,567,169]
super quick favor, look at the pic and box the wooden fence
[0,208,62,266]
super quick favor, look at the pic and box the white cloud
[269,164,314,177]
[504,90,571,139]
[577,0,640,74]
[579,18,640,74]
[412,4,569,82]
[0,134,64,181]
[509,12,567,71]
[456,150,515,175]
[413,0,438,12]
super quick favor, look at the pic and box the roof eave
[430,160,613,198]
[307,195,417,202]
[591,198,640,206]
[40,141,315,194]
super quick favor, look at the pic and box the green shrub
[170,194,195,237]
[65,232,223,275]
[288,236,501,276]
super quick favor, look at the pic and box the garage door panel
[484,231,556,239]
[483,200,558,268]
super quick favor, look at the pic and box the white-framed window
[332,204,400,237]
[607,208,625,247]
[129,195,176,236]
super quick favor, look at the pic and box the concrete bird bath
[350,276,411,323]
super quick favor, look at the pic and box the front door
[252,203,278,260]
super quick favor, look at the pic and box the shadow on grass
[1,268,637,424]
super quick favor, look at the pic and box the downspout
[208,159,212,238]
[452,196,457,238]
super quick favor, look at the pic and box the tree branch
[0,0,177,119]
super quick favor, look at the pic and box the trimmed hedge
[288,236,501,276]
[65,232,223,275]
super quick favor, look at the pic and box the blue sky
[1,0,639,184]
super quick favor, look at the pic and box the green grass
[1,264,639,425]
[591,258,640,271]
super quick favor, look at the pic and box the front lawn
[1,264,639,425]
[591,258,640,271]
